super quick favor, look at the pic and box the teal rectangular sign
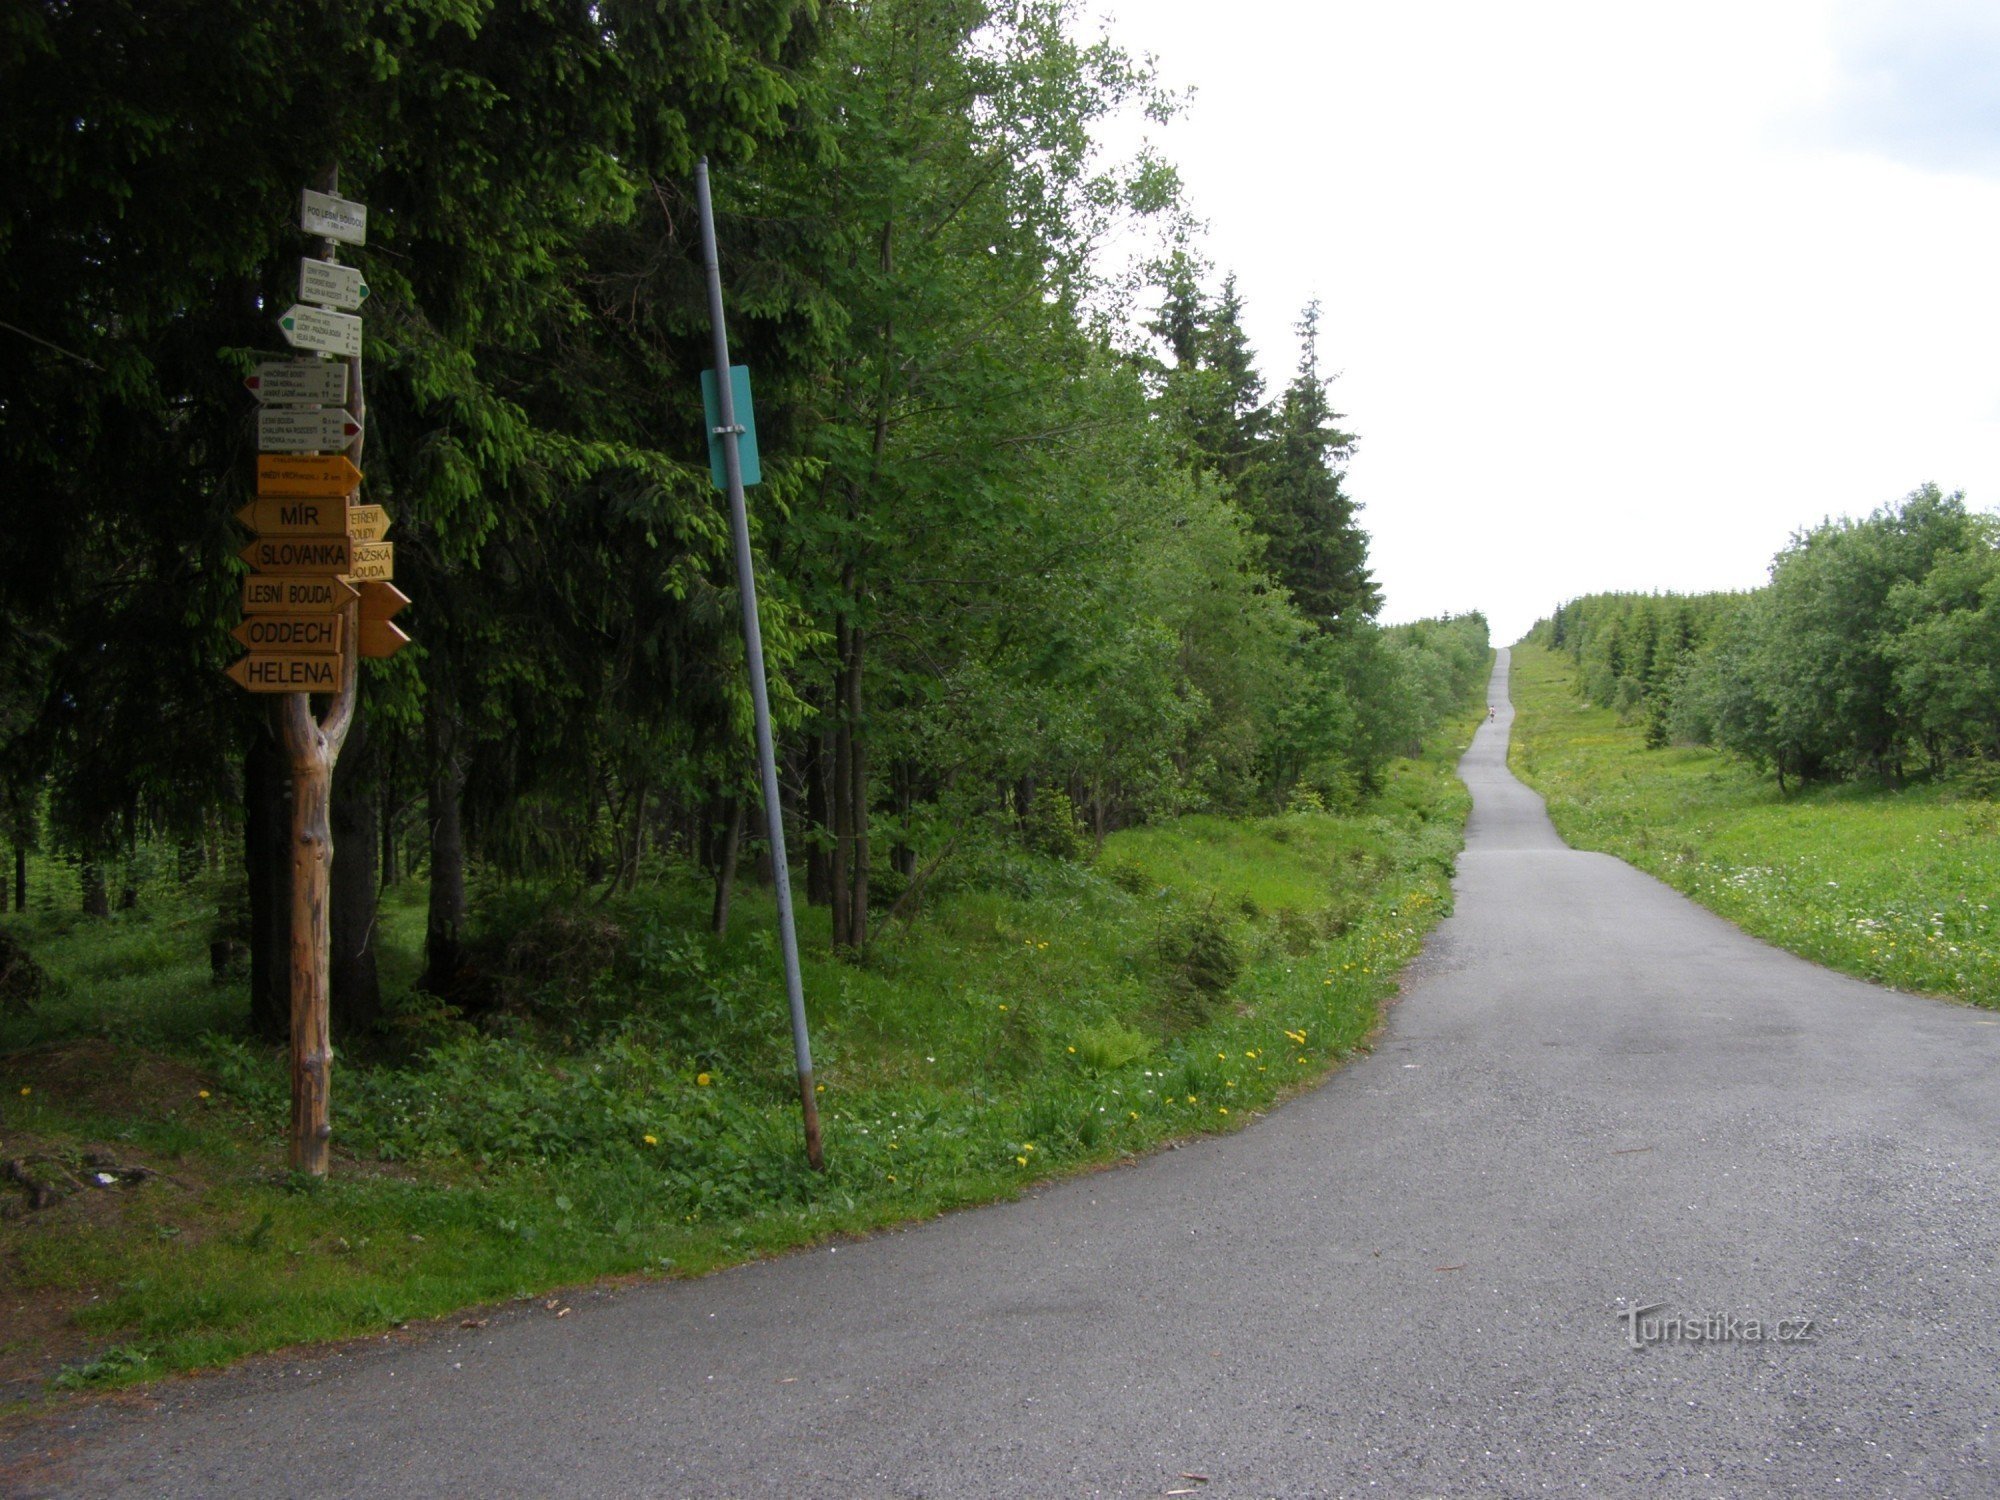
[701,365,761,489]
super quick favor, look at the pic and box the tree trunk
[330,718,381,1039]
[711,798,745,936]
[282,695,336,1179]
[12,843,23,913]
[246,723,293,1043]
[420,709,467,996]
[847,622,869,947]
[80,859,109,918]
[831,624,854,948]
[805,732,831,906]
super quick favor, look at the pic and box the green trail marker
[701,364,761,489]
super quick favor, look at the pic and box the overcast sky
[1097,0,2000,641]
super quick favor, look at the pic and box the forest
[0,0,1494,1038]
[1523,485,2000,790]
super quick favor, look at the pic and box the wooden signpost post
[224,174,411,1175]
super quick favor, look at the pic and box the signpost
[299,258,368,310]
[358,619,412,659]
[232,615,342,652]
[299,188,366,244]
[256,454,362,497]
[239,535,354,574]
[346,541,393,581]
[225,172,413,1177]
[345,504,390,542]
[278,304,362,358]
[243,576,359,614]
[225,653,343,693]
[257,406,362,454]
[246,359,348,407]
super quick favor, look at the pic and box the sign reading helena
[226,653,342,693]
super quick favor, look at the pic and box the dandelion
[1015,1155,1028,1166]
[643,1134,659,1146]
[999,1004,1008,1011]
[198,1089,211,1100]
[1067,1046,1076,1054]
[1186,1094,1197,1104]
[1128,1110,1139,1120]
[887,1174,897,1182]
[1284,1028,1306,1044]
[1218,1107,1229,1116]
[1023,1142,1036,1153]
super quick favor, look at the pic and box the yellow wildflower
[696,1072,712,1087]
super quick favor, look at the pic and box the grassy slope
[1508,642,2000,1009]
[0,700,1481,1399]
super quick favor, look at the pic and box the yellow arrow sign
[226,653,342,694]
[232,615,343,652]
[358,618,412,659]
[345,540,393,582]
[235,497,353,535]
[243,576,359,614]
[357,581,410,621]
[240,535,353,574]
[346,503,391,543]
[256,454,361,498]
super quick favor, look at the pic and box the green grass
[0,711,1480,1398]
[1508,642,2000,1008]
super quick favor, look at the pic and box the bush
[1023,787,1085,861]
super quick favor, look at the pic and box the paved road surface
[14,650,2000,1496]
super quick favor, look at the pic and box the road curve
[16,649,2000,1497]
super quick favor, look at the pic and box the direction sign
[299,258,368,310]
[278,304,362,358]
[240,535,353,574]
[300,189,367,245]
[257,406,361,454]
[232,615,342,652]
[227,653,343,693]
[256,454,361,497]
[244,576,359,614]
[358,619,412,659]
[246,358,347,407]
[345,504,390,542]
[345,541,393,582]
[357,581,409,621]
[701,364,762,489]
[236,497,350,535]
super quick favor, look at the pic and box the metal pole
[695,158,824,1171]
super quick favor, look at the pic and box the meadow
[1508,642,2000,1010]
[0,706,1477,1400]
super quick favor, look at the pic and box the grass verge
[0,708,1479,1404]
[1508,641,2000,1008]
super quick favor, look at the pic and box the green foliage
[1526,487,2000,788]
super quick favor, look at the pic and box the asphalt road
[15,649,2000,1497]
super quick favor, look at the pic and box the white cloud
[1097,0,2000,640]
